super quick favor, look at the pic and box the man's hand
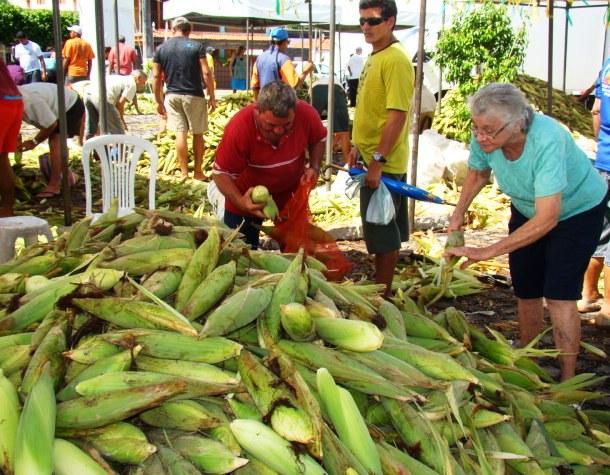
[237,187,266,219]
[302,61,314,75]
[302,167,318,185]
[18,139,37,152]
[443,245,491,270]
[347,146,358,168]
[208,97,217,112]
[156,102,167,119]
[364,160,383,189]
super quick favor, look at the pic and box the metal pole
[51,0,72,226]
[113,0,120,75]
[142,0,153,61]
[562,4,568,92]
[95,0,109,134]
[408,0,427,236]
[437,0,446,114]
[547,0,554,117]
[324,0,336,190]
[308,0,313,104]
[602,0,610,63]
[246,19,250,90]
[300,26,305,62]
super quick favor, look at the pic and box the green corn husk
[56,380,187,429]
[72,297,197,336]
[84,422,157,464]
[156,445,201,475]
[52,438,107,475]
[199,286,273,338]
[140,267,184,299]
[135,354,239,386]
[0,369,20,474]
[140,399,225,431]
[62,336,120,364]
[100,328,242,364]
[280,302,316,341]
[172,435,250,474]
[14,362,56,475]
[229,419,326,475]
[56,347,138,401]
[317,368,382,475]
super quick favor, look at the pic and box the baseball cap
[67,25,82,35]
[206,46,215,53]
[171,17,191,29]
[270,27,289,42]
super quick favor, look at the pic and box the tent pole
[602,0,610,64]
[437,0,446,115]
[547,0,554,117]
[325,0,336,190]
[562,3,568,92]
[408,0,427,236]
[308,0,313,104]
[95,0,109,134]
[246,18,250,91]
[114,0,120,75]
[52,0,72,226]
[142,0,153,61]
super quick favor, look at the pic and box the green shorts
[360,172,409,254]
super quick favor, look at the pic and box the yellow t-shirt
[352,42,414,174]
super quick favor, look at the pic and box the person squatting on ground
[152,16,216,180]
[349,0,415,299]
[84,70,147,139]
[444,83,609,381]
[17,82,84,199]
[212,81,326,249]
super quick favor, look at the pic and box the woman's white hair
[469,82,534,132]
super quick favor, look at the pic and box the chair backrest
[81,134,158,217]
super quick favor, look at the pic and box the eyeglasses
[471,121,512,141]
[359,16,386,26]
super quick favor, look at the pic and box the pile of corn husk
[0,205,608,475]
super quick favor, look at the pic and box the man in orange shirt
[62,25,95,84]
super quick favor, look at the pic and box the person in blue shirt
[445,82,609,381]
[251,27,313,99]
[580,60,610,320]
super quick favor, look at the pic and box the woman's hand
[443,245,492,269]
[447,213,465,234]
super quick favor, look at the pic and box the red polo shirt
[214,100,326,216]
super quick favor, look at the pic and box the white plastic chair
[82,134,158,219]
[0,216,53,263]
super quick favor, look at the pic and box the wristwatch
[372,151,387,163]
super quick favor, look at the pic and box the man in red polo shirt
[213,80,326,248]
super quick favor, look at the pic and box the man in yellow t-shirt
[206,47,217,89]
[350,0,414,297]
[62,25,95,84]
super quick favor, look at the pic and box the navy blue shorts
[508,192,609,300]
[223,209,263,249]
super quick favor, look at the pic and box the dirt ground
[337,237,610,409]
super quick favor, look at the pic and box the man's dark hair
[15,31,26,39]
[257,81,296,117]
[358,0,397,20]
[118,35,126,43]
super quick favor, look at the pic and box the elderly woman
[445,83,609,381]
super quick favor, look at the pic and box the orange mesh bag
[268,176,352,281]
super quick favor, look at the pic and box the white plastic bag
[366,181,395,225]
[206,180,225,220]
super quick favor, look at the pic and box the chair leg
[24,233,39,247]
[0,235,16,263]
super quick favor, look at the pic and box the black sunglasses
[359,16,386,26]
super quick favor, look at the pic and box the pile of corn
[149,92,253,178]
[0,206,609,475]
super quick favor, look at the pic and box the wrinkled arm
[447,167,492,232]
